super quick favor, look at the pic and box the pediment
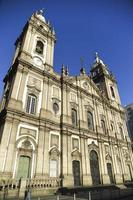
[65,75,104,100]
[71,149,81,157]
[49,147,60,156]
[105,153,112,161]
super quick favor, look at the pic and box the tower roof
[35,9,46,23]
[92,52,106,68]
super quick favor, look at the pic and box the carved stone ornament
[124,152,130,161]
[83,81,89,90]
[71,149,81,158]
[49,147,60,159]
[88,141,99,153]
[105,153,112,161]
[28,76,41,91]
[21,139,32,150]
[84,104,94,112]
[70,102,78,109]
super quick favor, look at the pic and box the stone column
[10,67,23,100]
[84,138,92,185]
[66,134,73,187]
[62,133,70,186]
[109,142,117,182]
[4,119,19,177]
[17,67,28,103]
[99,141,110,184]
[35,126,45,177]
[42,128,49,177]
[81,136,91,186]
[0,120,13,173]
[40,77,48,117]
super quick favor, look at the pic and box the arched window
[101,119,106,133]
[119,126,124,139]
[71,108,77,127]
[53,102,59,114]
[35,40,44,54]
[87,111,94,130]
[111,123,114,131]
[90,150,100,185]
[26,94,37,114]
[110,86,115,98]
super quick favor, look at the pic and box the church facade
[0,10,133,187]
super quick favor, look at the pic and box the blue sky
[0,0,133,106]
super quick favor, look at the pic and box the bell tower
[13,9,56,71]
[90,53,121,104]
[0,10,56,112]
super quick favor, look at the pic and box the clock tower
[0,10,56,112]
[13,9,56,71]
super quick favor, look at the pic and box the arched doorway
[107,163,114,184]
[127,164,132,181]
[90,150,100,185]
[17,156,31,179]
[72,160,81,186]
[15,138,35,179]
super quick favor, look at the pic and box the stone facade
[0,10,133,188]
[125,104,133,143]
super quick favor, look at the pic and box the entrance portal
[107,163,114,184]
[17,156,31,179]
[90,150,100,185]
[72,160,81,186]
[127,164,132,181]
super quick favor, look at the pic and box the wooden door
[17,156,31,179]
[72,160,81,186]
[90,150,100,185]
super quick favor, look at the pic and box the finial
[95,52,98,58]
[80,56,84,68]
[61,64,66,76]
[66,66,69,76]
[52,27,55,35]
[95,52,100,63]
[80,67,86,75]
[39,8,44,15]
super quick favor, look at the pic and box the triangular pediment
[64,75,105,100]
[71,149,81,157]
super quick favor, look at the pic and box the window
[72,138,79,150]
[50,134,59,148]
[72,108,77,127]
[110,86,115,98]
[87,111,94,130]
[26,94,37,114]
[35,40,44,54]
[119,126,124,139]
[101,119,106,133]
[111,123,114,131]
[50,160,58,177]
[53,102,59,114]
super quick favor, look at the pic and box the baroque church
[0,10,133,188]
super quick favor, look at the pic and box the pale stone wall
[0,11,133,188]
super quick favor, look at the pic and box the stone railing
[0,179,20,191]
[26,177,61,189]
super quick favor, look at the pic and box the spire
[61,65,69,76]
[94,52,105,66]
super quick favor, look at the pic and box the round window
[53,103,59,114]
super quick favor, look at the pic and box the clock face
[33,57,43,67]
